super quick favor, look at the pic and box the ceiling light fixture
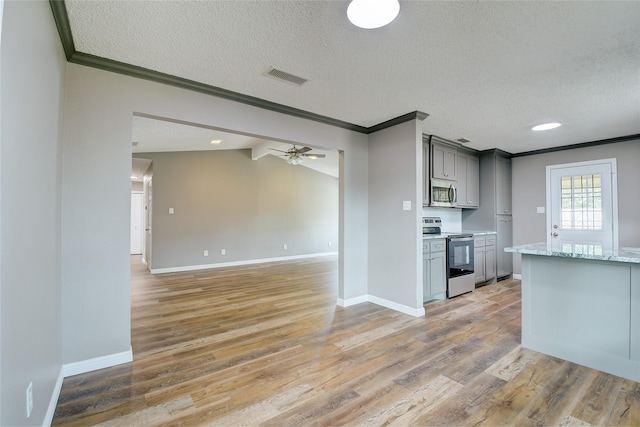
[210,139,222,144]
[131,175,138,180]
[287,154,303,165]
[347,0,400,29]
[532,122,562,131]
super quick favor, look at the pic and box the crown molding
[511,134,640,157]
[366,111,429,134]
[49,0,75,59]
[50,0,430,135]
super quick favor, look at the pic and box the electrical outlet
[283,244,288,250]
[26,382,33,418]
[221,249,226,255]
[328,241,332,247]
[203,250,208,256]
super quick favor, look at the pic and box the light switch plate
[169,208,174,214]
[537,206,545,214]
[402,201,411,211]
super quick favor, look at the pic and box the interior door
[144,178,153,268]
[547,159,617,252]
[130,192,143,254]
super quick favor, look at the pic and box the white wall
[422,207,462,232]
[61,63,369,365]
[367,119,424,314]
[0,1,66,424]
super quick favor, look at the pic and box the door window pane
[560,174,602,230]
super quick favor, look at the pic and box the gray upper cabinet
[496,156,512,214]
[461,150,513,278]
[456,152,479,208]
[431,142,457,181]
[422,141,430,206]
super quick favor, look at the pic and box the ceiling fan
[269,145,326,165]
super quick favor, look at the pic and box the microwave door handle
[448,185,454,203]
[453,185,457,203]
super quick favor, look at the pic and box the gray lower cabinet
[423,239,447,301]
[496,216,513,278]
[474,234,497,284]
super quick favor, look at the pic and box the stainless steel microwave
[430,179,457,207]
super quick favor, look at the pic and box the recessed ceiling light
[131,176,138,180]
[532,122,562,131]
[210,139,222,144]
[347,0,400,29]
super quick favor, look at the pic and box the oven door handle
[449,236,474,243]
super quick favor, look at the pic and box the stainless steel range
[446,234,475,298]
[422,216,475,298]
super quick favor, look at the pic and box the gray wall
[368,119,423,310]
[1,1,65,425]
[512,139,640,273]
[61,63,369,365]
[134,150,338,270]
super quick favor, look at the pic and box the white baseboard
[512,273,522,280]
[63,347,133,377]
[337,295,368,307]
[367,295,426,317]
[150,252,338,274]
[44,368,64,427]
[337,294,425,317]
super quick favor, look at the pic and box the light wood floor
[53,256,639,426]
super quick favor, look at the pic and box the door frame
[545,158,619,250]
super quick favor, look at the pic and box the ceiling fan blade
[268,148,289,153]
[298,146,312,153]
[302,153,326,159]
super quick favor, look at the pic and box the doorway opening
[129,113,340,274]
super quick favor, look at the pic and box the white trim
[150,252,338,274]
[367,295,426,317]
[337,294,425,317]
[337,295,368,307]
[512,273,522,280]
[63,347,133,377]
[44,368,64,427]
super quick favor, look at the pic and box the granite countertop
[462,230,497,236]
[422,230,496,240]
[505,242,640,264]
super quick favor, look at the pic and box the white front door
[130,192,143,254]
[547,159,618,252]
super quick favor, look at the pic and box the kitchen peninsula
[506,243,640,382]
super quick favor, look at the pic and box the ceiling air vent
[456,138,471,144]
[132,141,139,147]
[265,67,308,86]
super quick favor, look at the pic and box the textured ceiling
[131,115,339,177]
[65,0,640,154]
